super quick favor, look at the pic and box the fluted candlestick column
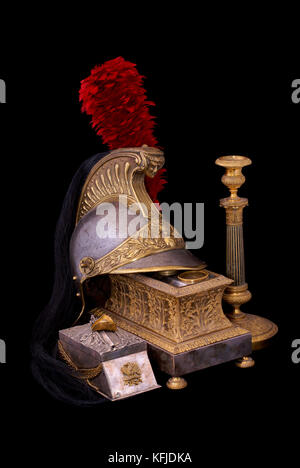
[215,156,278,366]
[225,203,247,285]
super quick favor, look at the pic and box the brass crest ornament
[121,362,143,386]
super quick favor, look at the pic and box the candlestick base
[227,310,278,351]
[222,283,278,350]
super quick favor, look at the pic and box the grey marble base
[147,331,252,376]
[59,324,160,400]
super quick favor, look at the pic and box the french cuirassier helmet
[31,57,204,406]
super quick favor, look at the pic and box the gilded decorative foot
[235,355,255,368]
[224,285,278,350]
[166,377,187,390]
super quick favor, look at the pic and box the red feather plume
[79,56,166,202]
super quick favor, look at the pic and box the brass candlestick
[215,155,278,365]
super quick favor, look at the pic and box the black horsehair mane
[31,152,109,406]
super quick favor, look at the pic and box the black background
[0,19,299,465]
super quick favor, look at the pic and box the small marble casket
[59,324,160,401]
